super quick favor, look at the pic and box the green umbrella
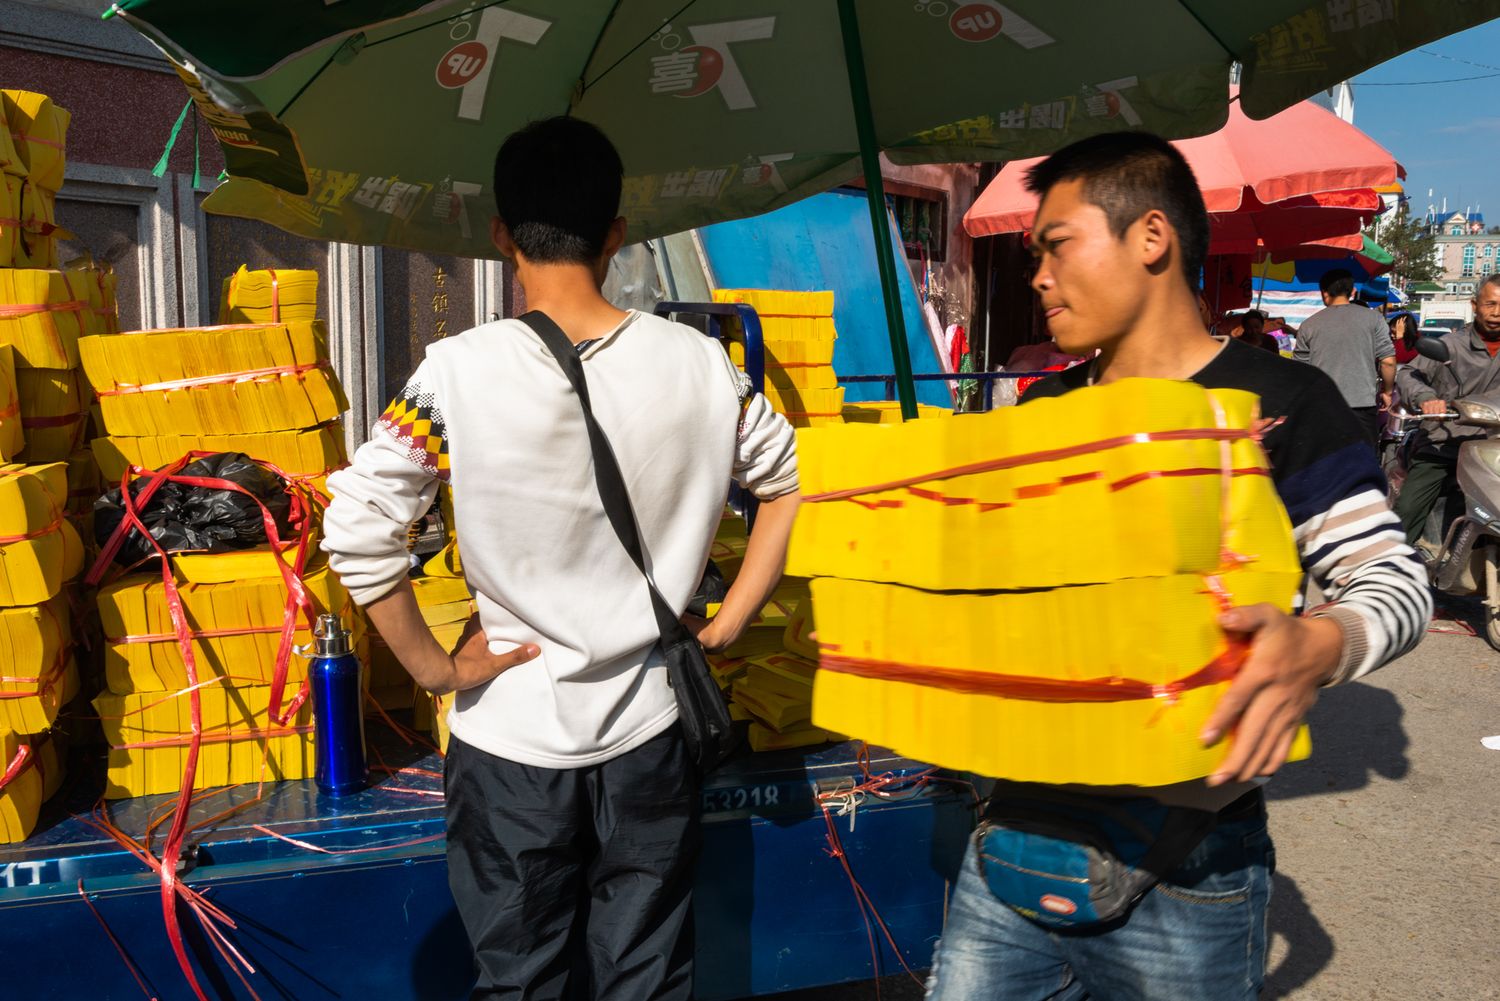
[108,0,1500,418]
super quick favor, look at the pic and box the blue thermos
[309,613,368,797]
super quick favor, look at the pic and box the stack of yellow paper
[0,269,85,369]
[94,682,315,799]
[0,174,21,270]
[98,563,356,695]
[713,289,845,429]
[374,573,472,711]
[843,401,953,424]
[0,462,83,606]
[1,91,69,270]
[63,447,98,538]
[0,595,76,735]
[0,728,65,843]
[91,424,348,500]
[789,379,1308,786]
[218,266,319,324]
[16,365,86,462]
[64,255,120,336]
[79,321,348,436]
[0,345,22,461]
[1,91,68,193]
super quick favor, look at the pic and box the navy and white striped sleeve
[1268,392,1432,685]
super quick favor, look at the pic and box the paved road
[772,613,1500,1000]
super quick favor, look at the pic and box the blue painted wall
[697,190,950,407]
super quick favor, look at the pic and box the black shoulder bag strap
[518,310,737,772]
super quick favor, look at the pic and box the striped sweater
[1023,337,1431,687]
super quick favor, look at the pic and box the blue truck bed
[0,725,972,999]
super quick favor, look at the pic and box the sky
[1351,18,1500,223]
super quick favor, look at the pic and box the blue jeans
[927,802,1275,1001]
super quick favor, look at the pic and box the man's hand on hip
[1199,605,1343,787]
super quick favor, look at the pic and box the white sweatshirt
[322,310,798,768]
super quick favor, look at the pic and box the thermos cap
[314,614,353,657]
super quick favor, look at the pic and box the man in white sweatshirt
[321,117,800,1001]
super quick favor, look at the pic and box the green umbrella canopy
[108,0,1500,256]
[107,0,1500,418]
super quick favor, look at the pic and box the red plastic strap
[0,515,63,544]
[0,400,17,420]
[802,427,1256,504]
[0,299,85,318]
[95,359,329,396]
[0,648,66,696]
[0,744,33,790]
[248,824,444,856]
[77,880,161,1001]
[110,623,287,645]
[21,411,81,429]
[12,132,64,150]
[112,724,313,752]
[816,642,1247,704]
[83,450,317,1001]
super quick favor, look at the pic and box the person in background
[1393,275,1500,546]
[1388,310,1420,365]
[1293,269,1396,449]
[1238,309,1282,354]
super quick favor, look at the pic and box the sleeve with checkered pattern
[321,361,446,606]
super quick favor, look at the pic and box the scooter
[1390,336,1500,649]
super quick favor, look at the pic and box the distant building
[1434,223,1499,295]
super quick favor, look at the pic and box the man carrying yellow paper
[925,133,1432,1000]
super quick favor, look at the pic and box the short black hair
[1243,308,1266,322]
[1024,132,1209,287]
[1319,269,1356,300]
[493,116,623,264]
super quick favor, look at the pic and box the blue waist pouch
[975,786,1217,929]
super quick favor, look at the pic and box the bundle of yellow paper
[91,424,348,500]
[731,655,816,733]
[79,321,348,436]
[16,365,86,462]
[64,447,98,524]
[64,255,120,336]
[713,290,844,429]
[98,563,355,694]
[0,346,22,461]
[14,183,57,269]
[0,99,20,177]
[95,682,315,799]
[218,265,319,325]
[842,401,953,424]
[0,269,85,369]
[413,689,455,753]
[763,385,846,426]
[1,91,69,192]
[748,720,838,752]
[0,462,84,605]
[0,174,20,269]
[0,729,64,843]
[792,379,1307,786]
[368,574,472,705]
[0,595,73,735]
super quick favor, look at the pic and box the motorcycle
[1388,335,1500,650]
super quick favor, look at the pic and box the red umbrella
[964,88,1402,245]
[1206,189,1380,256]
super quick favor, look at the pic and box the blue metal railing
[839,371,1047,412]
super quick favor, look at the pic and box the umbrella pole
[837,0,918,420]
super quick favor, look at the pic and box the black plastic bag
[94,453,295,569]
[686,560,730,618]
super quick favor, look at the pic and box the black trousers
[444,726,698,1001]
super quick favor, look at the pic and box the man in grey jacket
[1394,274,1500,544]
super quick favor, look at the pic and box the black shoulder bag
[520,310,739,774]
